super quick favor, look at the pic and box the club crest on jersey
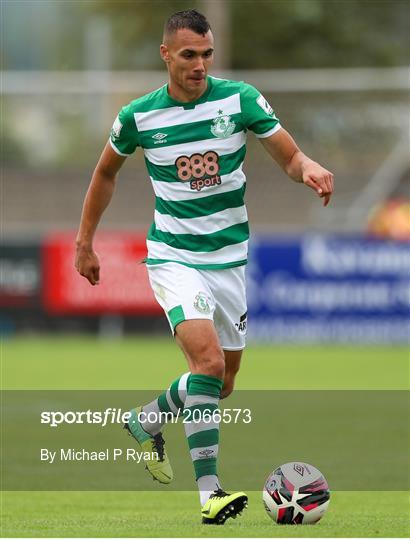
[211,109,235,139]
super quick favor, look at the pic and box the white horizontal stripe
[255,123,282,138]
[184,420,218,438]
[147,239,248,265]
[177,372,190,403]
[144,130,246,166]
[165,388,179,415]
[109,138,131,156]
[185,395,220,407]
[190,444,219,461]
[134,93,240,132]
[151,167,246,201]
[154,206,248,236]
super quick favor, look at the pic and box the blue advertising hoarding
[247,235,410,343]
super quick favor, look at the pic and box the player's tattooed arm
[75,142,127,285]
[259,128,334,207]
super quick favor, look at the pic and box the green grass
[2,337,409,390]
[1,337,409,537]
[2,491,409,537]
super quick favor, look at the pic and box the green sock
[183,374,223,484]
[138,372,191,436]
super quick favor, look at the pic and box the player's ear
[160,44,170,63]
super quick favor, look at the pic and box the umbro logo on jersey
[152,132,167,144]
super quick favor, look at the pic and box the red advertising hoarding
[42,232,162,315]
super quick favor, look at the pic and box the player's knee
[203,350,225,380]
[192,343,225,380]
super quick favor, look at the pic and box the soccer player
[75,9,334,525]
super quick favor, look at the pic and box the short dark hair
[164,9,211,39]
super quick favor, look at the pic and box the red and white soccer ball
[263,462,330,525]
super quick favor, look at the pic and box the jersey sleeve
[109,103,140,156]
[240,82,281,138]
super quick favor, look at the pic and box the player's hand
[302,162,334,207]
[75,245,100,285]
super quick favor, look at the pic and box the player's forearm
[284,149,316,183]
[260,130,317,184]
[76,169,117,248]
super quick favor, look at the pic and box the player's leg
[124,371,191,483]
[135,371,191,436]
[129,261,247,520]
[125,263,217,484]
[175,319,224,376]
[175,318,247,524]
[221,349,242,399]
[175,318,224,501]
[180,266,247,522]
[203,265,247,400]
[134,360,230,436]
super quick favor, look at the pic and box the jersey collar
[164,76,213,110]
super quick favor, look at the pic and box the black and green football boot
[124,406,173,484]
[201,489,248,524]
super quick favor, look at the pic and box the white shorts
[147,262,247,350]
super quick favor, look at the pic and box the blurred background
[2,0,409,343]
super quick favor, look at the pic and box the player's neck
[167,79,208,103]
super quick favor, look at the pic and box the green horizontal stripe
[147,221,249,253]
[189,374,223,396]
[157,393,172,414]
[139,113,244,149]
[145,258,247,270]
[193,457,217,480]
[156,185,246,219]
[187,429,219,450]
[146,144,246,183]
[169,377,185,411]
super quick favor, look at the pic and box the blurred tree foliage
[90,0,409,69]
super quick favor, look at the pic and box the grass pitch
[1,337,409,537]
[2,491,409,537]
[2,337,409,390]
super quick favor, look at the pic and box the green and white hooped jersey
[109,76,281,269]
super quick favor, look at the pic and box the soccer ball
[263,462,330,524]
